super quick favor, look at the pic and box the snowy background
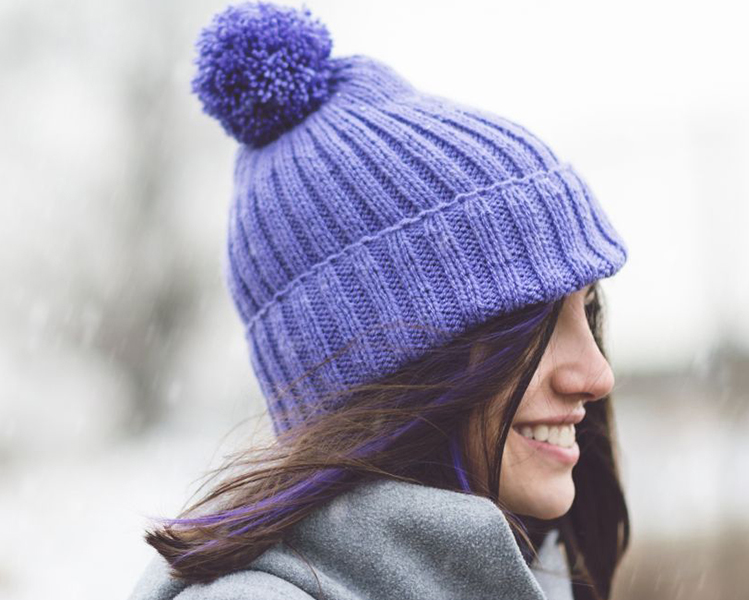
[1,1,748,599]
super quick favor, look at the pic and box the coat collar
[250,477,551,599]
[128,478,570,600]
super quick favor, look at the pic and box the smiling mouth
[511,426,580,465]
[512,423,576,449]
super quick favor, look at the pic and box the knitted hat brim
[243,162,627,435]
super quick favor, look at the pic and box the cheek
[499,429,577,518]
[503,429,541,477]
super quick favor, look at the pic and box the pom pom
[191,2,334,147]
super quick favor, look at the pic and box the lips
[513,428,580,466]
[513,409,585,428]
[510,410,585,466]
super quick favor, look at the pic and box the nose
[548,307,615,404]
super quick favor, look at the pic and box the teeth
[518,423,576,449]
[534,424,549,442]
[559,426,574,447]
[547,426,560,445]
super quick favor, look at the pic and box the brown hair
[144,282,629,599]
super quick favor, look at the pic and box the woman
[128,2,630,599]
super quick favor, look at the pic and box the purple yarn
[189,0,629,439]
[189,2,628,437]
[191,2,334,147]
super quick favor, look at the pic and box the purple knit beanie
[191,2,628,437]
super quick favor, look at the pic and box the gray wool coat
[127,478,574,600]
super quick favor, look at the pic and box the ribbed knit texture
[223,54,628,436]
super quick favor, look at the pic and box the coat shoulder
[174,569,315,600]
[128,553,315,600]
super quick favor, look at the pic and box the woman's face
[466,284,614,519]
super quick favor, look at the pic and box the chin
[519,479,576,520]
[527,500,572,520]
